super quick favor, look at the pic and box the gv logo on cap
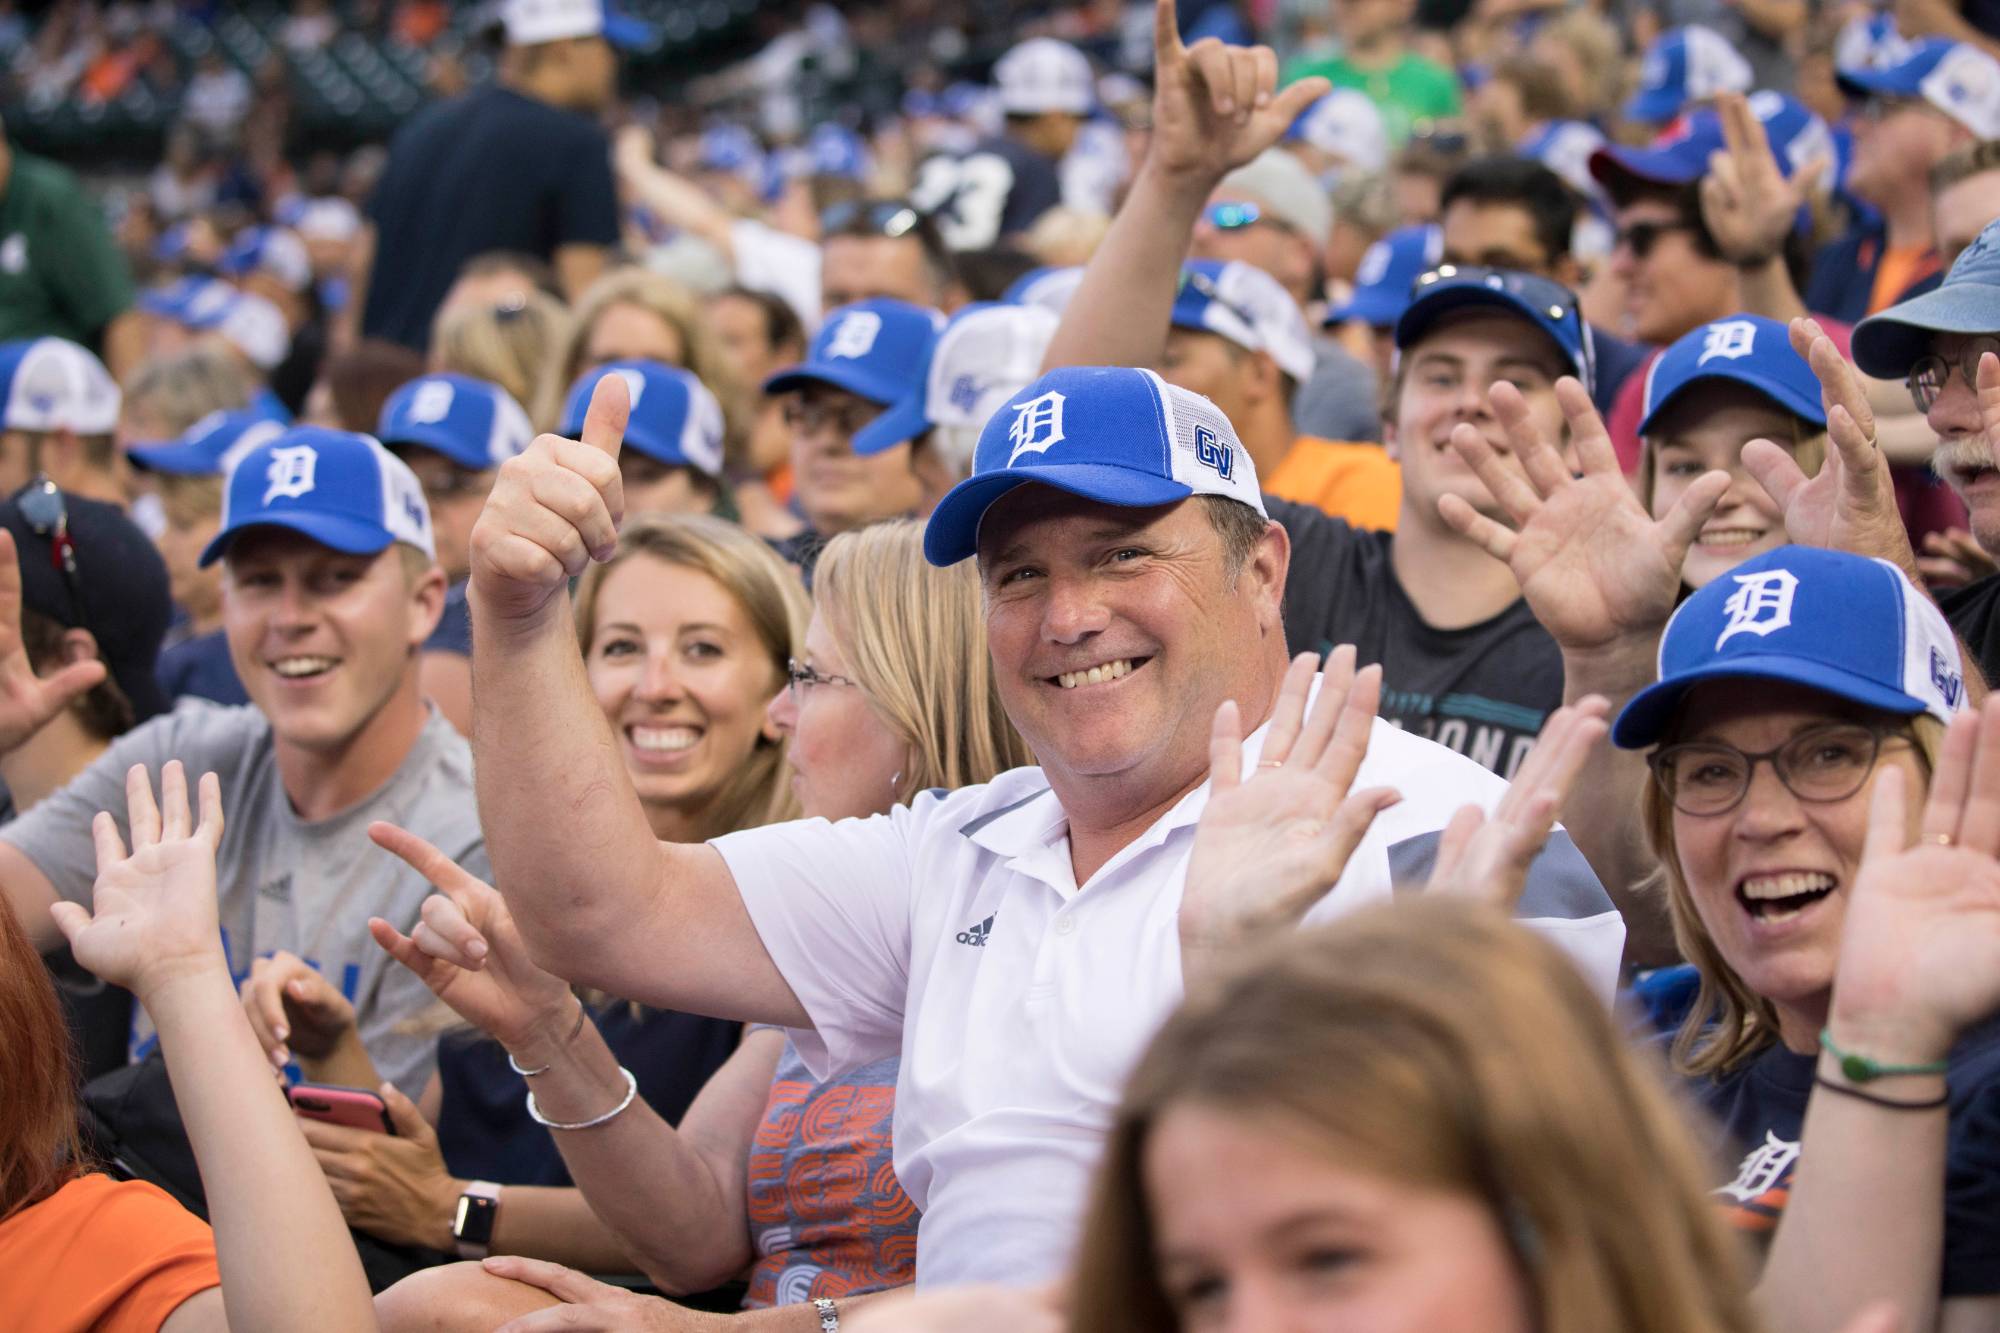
[1194,425,1233,480]
[1716,568,1798,648]
[263,445,318,504]
[1006,390,1066,466]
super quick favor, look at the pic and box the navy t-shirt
[155,628,249,707]
[1589,324,1649,418]
[362,86,619,349]
[909,135,1062,252]
[1692,1021,2000,1296]
[424,582,472,657]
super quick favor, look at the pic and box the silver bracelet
[506,1001,588,1077]
[811,1297,838,1331]
[525,1066,637,1130]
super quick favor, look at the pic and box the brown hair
[573,513,808,838]
[1068,901,1763,1333]
[1931,139,2000,195]
[323,340,425,434]
[20,607,133,742]
[0,896,83,1219]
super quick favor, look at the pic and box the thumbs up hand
[468,372,629,623]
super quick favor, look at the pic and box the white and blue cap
[140,276,291,370]
[801,122,872,182]
[1625,25,1753,123]
[560,361,723,477]
[377,373,534,472]
[1837,37,2000,138]
[1286,88,1388,172]
[1854,215,2000,377]
[1170,259,1316,383]
[764,299,944,407]
[853,301,1060,456]
[994,37,1094,116]
[923,366,1267,566]
[128,406,290,476]
[500,0,649,48]
[1592,92,1832,201]
[1327,224,1441,329]
[1835,11,1914,77]
[201,427,434,567]
[1003,265,1085,315]
[219,226,312,293]
[0,338,120,435]
[1640,314,1827,437]
[696,123,766,182]
[1395,265,1596,395]
[1613,545,1965,748]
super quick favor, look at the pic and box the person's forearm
[470,591,666,979]
[101,309,147,382]
[504,1014,756,1293]
[620,163,737,254]
[1733,0,1804,38]
[1898,0,2000,55]
[721,1289,912,1328]
[297,1027,386,1090]
[489,1187,645,1272]
[1756,1045,1948,1333]
[1042,163,1209,372]
[1738,256,1808,327]
[147,964,374,1333]
[332,225,374,354]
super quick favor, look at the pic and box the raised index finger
[369,821,479,899]
[1155,0,1185,65]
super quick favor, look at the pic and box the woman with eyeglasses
[1440,375,2000,1325]
[367,519,1031,1329]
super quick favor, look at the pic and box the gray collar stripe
[957,788,1054,839]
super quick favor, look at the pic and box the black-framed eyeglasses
[1612,218,1695,261]
[14,476,81,612]
[1908,335,2000,412]
[786,657,855,701]
[1203,201,1291,235]
[1409,263,1593,384]
[1647,721,1916,817]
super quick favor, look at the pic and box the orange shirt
[1265,437,1402,531]
[0,1174,220,1332]
[1868,244,1941,317]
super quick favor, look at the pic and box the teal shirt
[0,150,134,347]
[1283,51,1463,143]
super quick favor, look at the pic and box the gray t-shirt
[1293,335,1382,443]
[3,701,485,1094]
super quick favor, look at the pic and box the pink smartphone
[287,1082,396,1135]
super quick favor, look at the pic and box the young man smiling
[0,426,485,1094]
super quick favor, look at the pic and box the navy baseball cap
[560,361,724,477]
[764,299,943,406]
[1613,545,1965,748]
[1327,224,1440,328]
[1591,92,1832,202]
[1394,265,1596,395]
[1625,25,1752,124]
[1639,314,1826,437]
[128,406,291,476]
[201,427,435,567]
[1836,38,2000,138]
[1853,215,2000,378]
[923,366,1268,566]
[378,373,534,472]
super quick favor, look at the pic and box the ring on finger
[1934,832,1954,846]
[1259,759,1284,769]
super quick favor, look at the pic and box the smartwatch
[453,1180,502,1259]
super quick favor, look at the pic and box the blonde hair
[1645,710,1945,1076]
[1069,902,1763,1333]
[430,291,573,422]
[539,268,752,466]
[812,520,1033,796]
[121,345,253,436]
[573,513,809,838]
[158,472,223,522]
[1636,407,1828,522]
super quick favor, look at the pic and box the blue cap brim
[199,512,397,568]
[763,361,906,405]
[127,443,223,475]
[924,464,1192,566]
[1852,282,2000,377]
[1324,287,1404,328]
[1590,143,1702,194]
[1640,368,1827,437]
[602,11,651,48]
[137,292,188,319]
[1395,287,1586,385]
[1611,656,1929,749]
[1623,86,1683,123]
[381,426,492,471]
[1836,65,1916,101]
[851,395,931,456]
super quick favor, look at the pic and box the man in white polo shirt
[466,354,1623,1299]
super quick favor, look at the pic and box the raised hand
[1742,317,1919,577]
[1145,0,1329,189]
[1439,378,1732,655]
[0,528,106,754]
[468,372,629,624]
[1829,695,2000,1066]
[241,950,357,1070]
[50,762,225,1001]
[366,822,577,1055]
[1699,91,1825,268]
[1426,698,1611,906]
[1181,648,1400,949]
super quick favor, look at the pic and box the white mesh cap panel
[924,305,1060,431]
[1889,556,1969,720]
[1155,378,1268,515]
[486,390,536,464]
[373,437,438,559]
[678,378,726,477]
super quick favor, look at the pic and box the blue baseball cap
[218,226,311,293]
[1836,38,2000,138]
[802,123,872,181]
[1170,260,1317,383]
[128,406,291,475]
[1854,216,2000,377]
[696,123,765,179]
[1625,25,1752,123]
[377,373,534,472]
[922,366,1269,566]
[764,299,943,406]
[1394,265,1596,395]
[560,361,724,477]
[1592,92,1832,202]
[1639,315,1827,437]
[853,302,1059,457]
[0,337,120,434]
[1612,546,1965,748]
[1327,224,1441,328]
[201,427,435,567]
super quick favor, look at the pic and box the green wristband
[1818,1029,1950,1083]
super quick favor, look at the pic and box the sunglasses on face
[13,475,83,617]
[1612,218,1695,261]
[1908,335,2000,412]
[782,396,880,440]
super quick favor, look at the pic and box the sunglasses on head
[1409,264,1591,380]
[13,475,83,617]
[1177,266,1263,336]
[1203,201,1293,234]
[821,199,926,240]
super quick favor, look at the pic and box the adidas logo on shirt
[956,914,995,947]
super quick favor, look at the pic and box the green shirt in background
[1283,51,1463,144]
[0,149,134,348]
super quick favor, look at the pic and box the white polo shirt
[713,701,1623,1287]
